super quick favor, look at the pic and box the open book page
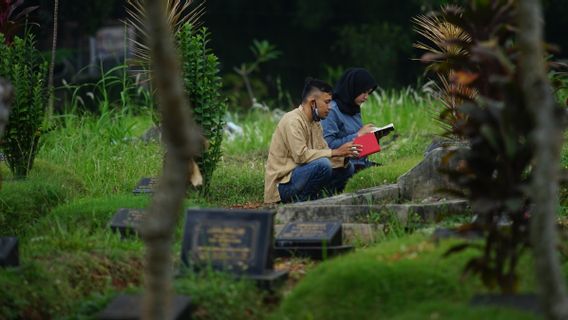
[369,123,395,137]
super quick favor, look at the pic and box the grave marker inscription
[181,208,287,286]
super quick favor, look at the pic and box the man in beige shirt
[264,78,362,204]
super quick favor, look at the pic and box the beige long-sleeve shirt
[264,107,344,203]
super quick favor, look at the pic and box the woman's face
[354,88,373,106]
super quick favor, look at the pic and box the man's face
[312,92,333,119]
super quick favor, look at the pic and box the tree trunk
[47,0,59,116]
[140,0,202,319]
[517,1,568,319]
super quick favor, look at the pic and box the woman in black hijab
[321,68,379,172]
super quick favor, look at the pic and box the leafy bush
[0,32,48,178]
[177,24,227,194]
[0,0,38,44]
[414,1,565,293]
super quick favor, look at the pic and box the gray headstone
[109,208,146,238]
[97,294,192,320]
[398,146,468,201]
[133,178,157,194]
[181,209,274,275]
[275,222,342,247]
[0,237,19,268]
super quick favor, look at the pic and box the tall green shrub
[0,32,48,178]
[177,24,227,194]
[415,1,566,293]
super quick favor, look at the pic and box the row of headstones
[101,177,354,319]
[0,179,353,268]
[131,177,354,264]
[103,208,354,319]
[111,207,353,277]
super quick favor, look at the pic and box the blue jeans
[278,158,355,203]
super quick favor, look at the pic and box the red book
[353,132,381,157]
[352,123,394,158]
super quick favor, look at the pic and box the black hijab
[333,68,378,116]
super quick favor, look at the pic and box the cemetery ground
[1,91,568,319]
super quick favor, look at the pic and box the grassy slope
[347,90,439,190]
[1,191,265,319]
[0,160,86,236]
[274,234,543,320]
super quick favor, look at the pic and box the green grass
[223,110,279,156]
[30,90,439,204]
[38,109,162,197]
[390,302,538,320]
[175,270,269,320]
[346,155,423,191]
[348,89,440,191]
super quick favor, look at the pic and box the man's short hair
[301,77,333,102]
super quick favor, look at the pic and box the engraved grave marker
[181,208,287,287]
[109,208,146,238]
[0,237,19,267]
[274,221,354,259]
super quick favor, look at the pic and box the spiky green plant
[125,0,205,76]
[126,1,226,194]
[177,24,226,195]
[412,7,475,134]
[0,32,48,178]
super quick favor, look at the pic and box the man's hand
[357,123,376,137]
[332,142,363,158]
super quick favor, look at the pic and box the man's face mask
[311,101,322,122]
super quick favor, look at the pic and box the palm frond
[412,13,471,57]
[413,5,475,133]
[124,0,206,77]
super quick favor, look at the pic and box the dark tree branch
[47,0,59,115]
[141,0,202,319]
[517,0,568,319]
